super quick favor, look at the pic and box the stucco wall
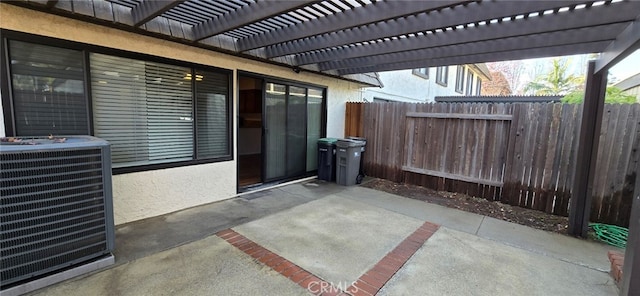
[363,67,484,102]
[0,4,364,225]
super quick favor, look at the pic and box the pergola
[6,0,640,294]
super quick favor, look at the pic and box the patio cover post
[620,172,640,296]
[568,60,607,237]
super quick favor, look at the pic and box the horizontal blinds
[90,53,193,167]
[196,70,229,159]
[9,41,88,136]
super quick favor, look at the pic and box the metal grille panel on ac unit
[0,136,114,289]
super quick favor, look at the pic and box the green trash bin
[317,138,338,181]
[336,138,366,186]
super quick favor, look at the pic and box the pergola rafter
[337,41,610,75]
[319,24,624,72]
[264,0,579,58]
[236,0,464,51]
[131,0,182,27]
[192,0,318,41]
[295,1,640,66]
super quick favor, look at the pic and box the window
[196,70,231,159]
[455,65,465,93]
[412,68,429,79]
[90,53,230,168]
[3,38,232,171]
[435,66,448,86]
[465,71,474,95]
[476,77,482,95]
[8,41,89,136]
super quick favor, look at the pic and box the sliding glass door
[264,83,287,181]
[264,82,324,182]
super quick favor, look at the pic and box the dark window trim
[237,71,328,185]
[466,71,474,95]
[455,65,465,93]
[1,37,15,135]
[238,70,328,145]
[412,68,429,79]
[1,29,234,175]
[435,66,448,86]
[238,70,328,91]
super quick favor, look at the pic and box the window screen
[90,53,193,168]
[9,41,88,136]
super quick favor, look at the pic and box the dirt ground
[362,178,569,235]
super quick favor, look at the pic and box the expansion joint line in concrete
[216,221,440,296]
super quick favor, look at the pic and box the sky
[493,49,640,93]
[609,49,640,81]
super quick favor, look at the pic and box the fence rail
[345,102,640,227]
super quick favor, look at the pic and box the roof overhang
[5,0,640,83]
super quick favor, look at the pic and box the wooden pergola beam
[568,61,607,237]
[131,0,182,27]
[595,15,640,74]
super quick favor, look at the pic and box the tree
[562,86,636,104]
[487,61,525,94]
[524,59,584,95]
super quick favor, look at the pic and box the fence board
[346,101,640,227]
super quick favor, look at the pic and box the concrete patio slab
[29,236,309,296]
[233,194,424,286]
[476,216,620,271]
[16,180,621,296]
[338,186,485,234]
[378,227,618,296]
[114,181,334,264]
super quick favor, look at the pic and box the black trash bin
[317,138,338,181]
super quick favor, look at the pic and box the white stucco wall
[363,66,484,102]
[0,4,364,225]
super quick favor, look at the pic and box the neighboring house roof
[469,64,492,81]
[614,73,640,91]
[435,95,562,103]
[6,1,639,87]
[481,71,512,96]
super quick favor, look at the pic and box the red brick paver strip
[216,229,343,295]
[346,221,440,296]
[217,221,440,296]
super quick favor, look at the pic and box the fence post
[568,61,607,237]
[620,171,640,295]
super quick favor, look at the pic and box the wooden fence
[345,102,640,227]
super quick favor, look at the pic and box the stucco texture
[0,3,364,224]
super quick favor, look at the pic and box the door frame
[236,71,328,191]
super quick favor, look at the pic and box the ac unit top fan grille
[1,137,114,288]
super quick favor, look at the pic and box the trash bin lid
[318,138,338,144]
[346,136,366,143]
[336,138,365,147]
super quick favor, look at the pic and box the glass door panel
[287,86,307,176]
[306,88,323,171]
[264,83,287,181]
